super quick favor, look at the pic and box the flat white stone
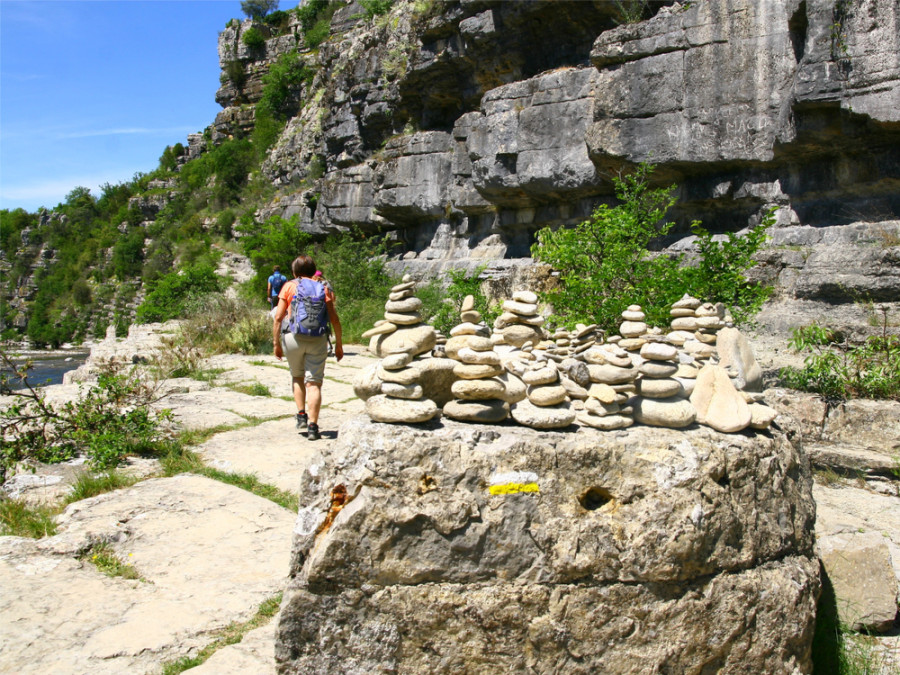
[512,290,538,304]
[384,311,422,325]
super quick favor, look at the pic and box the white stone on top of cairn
[450,322,490,337]
[503,299,538,316]
[672,293,702,309]
[361,322,398,339]
[512,290,538,304]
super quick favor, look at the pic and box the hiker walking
[272,255,344,441]
[267,265,287,309]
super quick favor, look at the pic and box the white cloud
[0,171,135,212]
[56,126,196,140]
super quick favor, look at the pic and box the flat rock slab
[0,474,294,675]
[184,620,276,675]
[814,483,900,587]
[157,389,298,430]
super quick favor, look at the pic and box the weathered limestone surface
[277,416,818,673]
[0,475,294,675]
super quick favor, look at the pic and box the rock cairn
[631,339,696,429]
[509,356,576,429]
[617,304,651,352]
[492,291,546,349]
[364,351,440,424]
[363,274,436,358]
[543,323,603,362]
[580,341,638,429]
[443,297,510,423]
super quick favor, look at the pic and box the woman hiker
[273,255,344,441]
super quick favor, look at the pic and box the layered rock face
[224,0,898,279]
[276,417,819,674]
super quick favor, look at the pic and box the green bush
[533,163,683,331]
[780,321,900,400]
[177,295,272,355]
[242,26,266,49]
[296,0,338,48]
[136,264,221,323]
[686,211,774,325]
[0,355,173,479]
[159,143,185,171]
[421,265,500,336]
[360,0,393,19]
[111,228,145,280]
[532,163,772,333]
[241,0,279,21]
[295,0,328,31]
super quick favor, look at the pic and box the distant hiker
[267,265,287,308]
[273,255,344,441]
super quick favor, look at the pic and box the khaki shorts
[281,332,328,383]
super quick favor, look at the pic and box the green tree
[111,229,145,280]
[533,163,772,333]
[136,264,221,323]
[241,25,266,49]
[241,0,279,21]
[533,164,683,331]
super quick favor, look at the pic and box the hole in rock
[788,1,808,62]
[579,487,613,511]
[717,472,731,488]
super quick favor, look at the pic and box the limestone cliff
[218,0,898,263]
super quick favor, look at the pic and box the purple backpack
[287,278,328,336]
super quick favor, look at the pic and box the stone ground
[2,334,898,673]
[0,345,375,675]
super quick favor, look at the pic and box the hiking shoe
[295,412,308,430]
[307,423,321,441]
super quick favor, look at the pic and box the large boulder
[277,417,819,674]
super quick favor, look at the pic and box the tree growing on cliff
[241,0,279,21]
[532,163,772,332]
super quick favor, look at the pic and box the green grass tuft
[0,499,58,538]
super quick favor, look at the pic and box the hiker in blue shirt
[267,266,287,308]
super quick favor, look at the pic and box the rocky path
[0,345,376,675]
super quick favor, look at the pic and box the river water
[2,350,91,389]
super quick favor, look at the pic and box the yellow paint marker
[488,471,540,495]
[489,482,540,495]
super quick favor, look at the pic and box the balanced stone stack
[569,323,602,356]
[617,304,650,352]
[364,352,439,424]
[364,274,436,358]
[582,343,638,412]
[631,340,697,429]
[545,327,573,361]
[510,358,576,429]
[576,377,633,430]
[443,300,510,423]
[492,291,545,349]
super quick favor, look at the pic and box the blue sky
[0,0,256,213]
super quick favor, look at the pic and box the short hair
[273,265,280,272]
[291,255,316,278]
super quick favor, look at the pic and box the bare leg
[306,382,322,424]
[292,376,305,412]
